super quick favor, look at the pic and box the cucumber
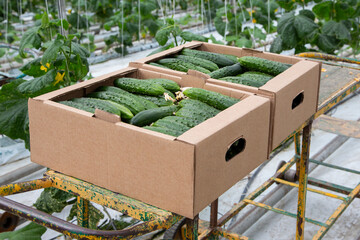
[183,88,239,110]
[114,78,166,96]
[242,71,273,78]
[137,95,173,107]
[179,99,220,115]
[238,56,291,75]
[181,48,236,67]
[176,106,217,120]
[143,126,183,137]
[72,97,133,119]
[130,105,180,126]
[59,101,95,113]
[145,78,180,92]
[209,63,243,79]
[175,109,209,123]
[157,58,211,74]
[153,118,190,132]
[220,72,273,87]
[160,116,199,128]
[224,54,238,63]
[96,86,158,110]
[87,91,145,114]
[175,55,219,71]
[149,62,170,69]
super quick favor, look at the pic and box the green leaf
[155,27,171,46]
[41,12,50,29]
[322,20,351,41]
[317,34,339,53]
[0,48,5,58]
[69,54,89,81]
[147,43,174,56]
[0,222,46,240]
[17,69,57,94]
[235,37,252,48]
[19,27,41,57]
[299,9,315,21]
[254,27,266,40]
[67,203,104,229]
[294,15,319,39]
[270,36,283,53]
[57,19,69,30]
[277,13,298,48]
[34,188,74,214]
[180,31,208,42]
[68,12,87,29]
[41,37,64,65]
[214,16,226,36]
[334,2,354,21]
[71,42,90,58]
[313,1,332,20]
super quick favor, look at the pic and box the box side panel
[191,96,271,215]
[28,99,196,218]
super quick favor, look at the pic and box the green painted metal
[308,177,356,197]
[308,158,360,175]
[77,197,89,228]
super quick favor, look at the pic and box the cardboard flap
[187,70,210,79]
[94,109,121,123]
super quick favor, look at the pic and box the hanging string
[224,0,228,42]
[17,0,24,37]
[234,0,237,38]
[4,0,8,45]
[77,0,80,32]
[45,0,53,39]
[121,0,124,57]
[207,0,212,29]
[237,0,247,24]
[172,0,175,17]
[249,0,255,48]
[157,0,166,24]
[84,0,90,52]
[138,0,141,41]
[267,0,271,34]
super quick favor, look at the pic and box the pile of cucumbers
[151,48,292,88]
[59,77,239,137]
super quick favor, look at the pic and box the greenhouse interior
[0,0,359,239]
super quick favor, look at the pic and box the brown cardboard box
[29,67,271,218]
[130,42,321,150]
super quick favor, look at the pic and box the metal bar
[77,197,89,228]
[0,195,179,239]
[217,157,297,227]
[45,171,170,220]
[243,199,326,227]
[308,177,359,198]
[0,178,52,196]
[313,183,360,240]
[210,199,218,228]
[185,215,199,240]
[274,178,347,201]
[211,227,250,240]
[296,122,312,240]
[294,132,301,179]
[308,158,360,175]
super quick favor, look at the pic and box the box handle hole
[292,91,304,110]
[225,138,246,162]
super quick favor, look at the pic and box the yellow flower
[46,63,50,68]
[54,72,65,85]
[0,32,2,36]
[274,8,278,13]
[67,9,72,14]
[252,18,257,23]
[248,9,255,16]
[40,63,50,72]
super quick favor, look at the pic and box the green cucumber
[149,62,170,69]
[137,95,173,107]
[238,56,291,75]
[175,55,219,71]
[87,91,145,114]
[145,78,180,92]
[130,105,179,126]
[181,48,236,67]
[143,126,183,137]
[179,99,220,115]
[153,118,190,132]
[175,109,209,124]
[72,97,133,119]
[183,88,239,110]
[160,116,199,128]
[114,78,166,96]
[176,106,217,120]
[209,63,243,79]
[59,101,95,113]
[96,86,158,110]
[157,58,211,74]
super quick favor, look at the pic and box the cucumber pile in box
[151,48,292,88]
[59,78,239,137]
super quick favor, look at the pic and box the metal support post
[185,215,199,240]
[77,197,89,228]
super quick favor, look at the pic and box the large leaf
[214,16,226,36]
[235,37,252,48]
[299,9,315,20]
[270,36,283,53]
[155,27,171,46]
[17,69,57,94]
[41,36,64,65]
[67,202,104,229]
[34,188,74,214]
[334,1,354,21]
[20,58,45,77]
[277,13,297,48]
[71,42,90,58]
[313,1,332,20]
[19,26,41,57]
[317,34,339,53]
[180,31,208,42]
[0,222,46,240]
[70,54,89,81]
[294,15,319,39]
[322,20,351,41]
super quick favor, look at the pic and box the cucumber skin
[149,62,170,69]
[146,78,180,92]
[238,56,291,75]
[143,126,183,137]
[114,78,166,96]
[153,118,190,132]
[130,105,179,127]
[183,88,239,110]
[59,101,95,113]
[157,58,211,74]
[179,99,220,115]
[137,95,173,107]
[87,91,145,114]
[97,86,158,110]
[209,63,243,79]
[175,107,216,121]
[181,48,236,67]
[161,116,199,128]
[175,55,219,71]
[175,109,208,124]
[72,97,133,119]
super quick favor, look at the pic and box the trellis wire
[121,0,124,57]
[84,0,90,52]
[224,0,228,42]
[45,0,53,39]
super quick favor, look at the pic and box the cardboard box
[130,42,321,150]
[29,67,271,218]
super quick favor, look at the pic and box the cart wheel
[0,212,19,232]
[276,160,297,182]
[163,217,186,240]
